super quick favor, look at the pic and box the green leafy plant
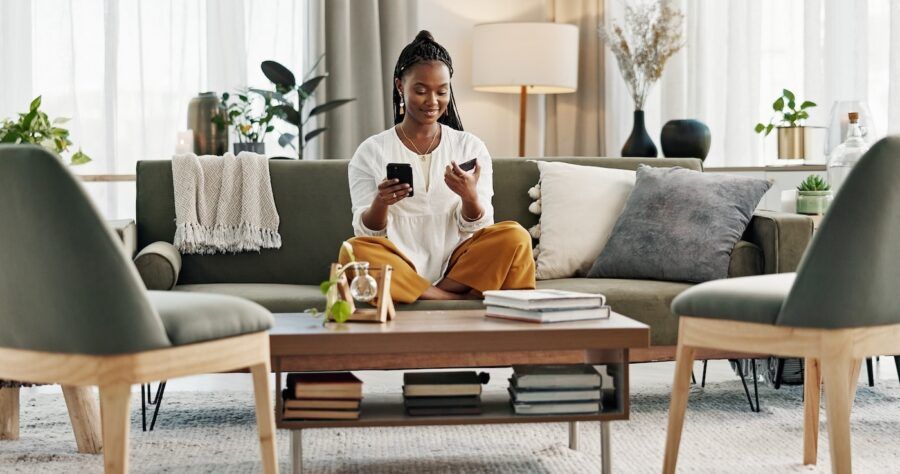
[307,242,357,325]
[0,96,90,165]
[261,55,356,159]
[211,89,278,144]
[755,89,816,136]
[797,174,831,192]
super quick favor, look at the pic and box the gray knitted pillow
[587,165,770,283]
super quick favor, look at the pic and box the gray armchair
[663,137,900,473]
[0,145,278,473]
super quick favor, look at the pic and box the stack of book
[509,365,603,415]
[402,371,486,416]
[483,289,610,323]
[282,372,362,420]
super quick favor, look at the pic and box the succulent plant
[797,174,831,192]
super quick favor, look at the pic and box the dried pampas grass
[599,1,685,110]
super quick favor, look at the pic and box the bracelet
[462,208,484,222]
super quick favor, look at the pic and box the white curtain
[602,0,900,167]
[0,0,307,218]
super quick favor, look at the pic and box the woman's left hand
[444,160,481,203]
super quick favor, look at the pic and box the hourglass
[327,262,396,323]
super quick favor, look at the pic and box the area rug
[2,378,898,473]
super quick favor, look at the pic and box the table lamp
[472,22,579,157]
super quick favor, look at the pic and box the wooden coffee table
[270,310,650,473]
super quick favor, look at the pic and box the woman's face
[396,60,450,126]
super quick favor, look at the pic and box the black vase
[622,110,658,157]
[661,119,711,160]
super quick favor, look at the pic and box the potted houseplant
[212,89,278,155]
[795,174,832,215]
[755,89,816,160]
[599,2,684,157]
[0,96,91,165]
[261,55,356,159]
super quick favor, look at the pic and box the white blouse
[348,124,495,284]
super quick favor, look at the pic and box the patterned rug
[2,378,898,473]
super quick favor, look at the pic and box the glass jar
[826,112,869,194]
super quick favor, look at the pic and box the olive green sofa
[134,157,813,352]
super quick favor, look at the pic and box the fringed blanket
[172,152,281,254]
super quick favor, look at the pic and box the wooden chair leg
[848,359,861,403]
[0,386,19,440]
[663,339,696,474]
[803,358,822,465]
[250,361,278,474]
[99,384,132,474]
[62,385,102,454]
[821,357,853,474]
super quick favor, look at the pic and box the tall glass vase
[622,110,658,157]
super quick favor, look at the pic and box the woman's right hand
[373,178,412,207]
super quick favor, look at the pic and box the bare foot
[419,286,469,300]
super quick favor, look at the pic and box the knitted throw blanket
[173,152,281,254]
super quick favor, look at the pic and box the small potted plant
[755,89,816,160]
[796,174,832,215]
[0,96,91,165]
[212,89,278,155]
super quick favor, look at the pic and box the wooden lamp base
[328,263,396,323]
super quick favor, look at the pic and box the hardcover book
[282,408,360,420]
[485,305,610,323]
[507,385,601,403]
[511,365,602,389]
[402,371,486,397]
[403,396,481,408]
[287,372,363,400]
[482,289,606,310]
[512,401,600,415]
[406,406,482,416]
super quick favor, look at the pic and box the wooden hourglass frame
[327,262,396,323]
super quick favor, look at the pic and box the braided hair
[392,30,464,131]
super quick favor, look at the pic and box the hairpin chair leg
[895,356,900,384]
[732,359,760,412]
[866,358,875,386]
[701,360,708,387]
[773,358,786,389]
[141,382,167,432]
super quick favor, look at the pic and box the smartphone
[386,163,414,197]
[459,157,477,172]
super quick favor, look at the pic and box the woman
[341,30,535,303]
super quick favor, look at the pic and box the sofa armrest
[134,241,182,290]
[107,219,137,258]
[742,210,814,274]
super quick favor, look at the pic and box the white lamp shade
[472,22,579,94]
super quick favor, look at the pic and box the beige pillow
[533,161,636,280]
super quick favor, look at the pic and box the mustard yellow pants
[339,221,536,303]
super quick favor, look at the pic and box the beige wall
[416,0,547,158]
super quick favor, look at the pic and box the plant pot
[187,92,228,155]
[796,190,832,215]
[622,110,658,157]
[660,119,711,160]
[777,126,805,160]
[233,142,266,155]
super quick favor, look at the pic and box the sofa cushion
[135,241,182,290]
[588,166,770,283]
[532,161,635,279]
[147,291,273,346]
[537,278,693,346]
[174,283,326,313]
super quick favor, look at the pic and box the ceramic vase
[660,119,711,160]
[621,110,658,157]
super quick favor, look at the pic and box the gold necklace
[398,124,439,161]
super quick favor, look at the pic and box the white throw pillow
[533,161,636,280]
